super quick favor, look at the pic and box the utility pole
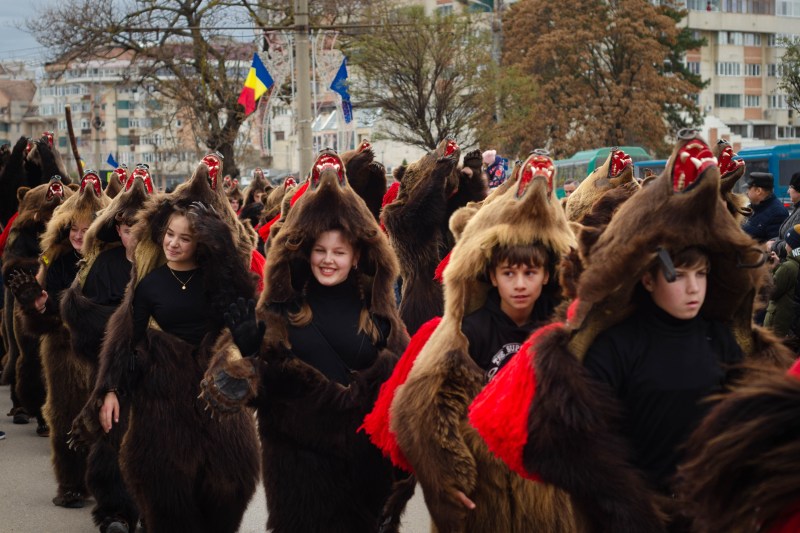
[492,0,503,123]
[295,0,313,176]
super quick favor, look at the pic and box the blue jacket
[742,194,789,242]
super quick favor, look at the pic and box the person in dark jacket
[764,224,800,338]
[769,171,800,260]
[742,172,789,242]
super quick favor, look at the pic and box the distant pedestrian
[765,224,800,338]
[742,172,789,242]
[563,179,579,197]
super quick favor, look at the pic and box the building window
[743,33,761,46]
[729,124,749,137]
[722,0,775,13]
[769,94,789,108]
[686,61,701,75]
[767,64,784,77]
[118,118,129,128]
[777,0,800,16]
[778,126,800,138]
[754,125,776,139]
[716,62,741,76]
[715,93,742,107]
[745,95,761,107]
[275,131,285,141]
[744,63,761,76]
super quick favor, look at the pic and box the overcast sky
[0,2,51,63]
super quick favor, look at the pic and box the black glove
[8,270,43,310]
[224,297,266,357]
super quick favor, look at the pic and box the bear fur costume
[242,166,271,208]
[564,148,638,222]
[61,169,154,530]
[677,361,800,533]
[201,149,410,533]
[341,139,388,222]
[468,133,795,532]
[103,165,129,200]
[387,152,577,533]
[1,177,72,428]
[381,139,486,334]
[70,157,260,533]
[24,132,72,187]
[10,171,110,506]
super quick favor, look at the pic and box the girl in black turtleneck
[284,228,389,385]
[583,247,743,496]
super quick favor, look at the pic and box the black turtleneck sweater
[461,288,553,380]
[583,297,743,493]
[132,265,218,346]
[82,246,132,306]
[287,277,390,386]
[45,250,81,303]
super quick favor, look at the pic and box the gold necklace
[168,267,196,290]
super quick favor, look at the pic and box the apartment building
[679,0,799,146]
[33,53,204,188]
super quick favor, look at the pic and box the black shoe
[105,520,129,533]
[36,421,49,437]
[0,430,6,440]
[13,411,30,424]
[52,491,86,508]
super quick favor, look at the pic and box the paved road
[0,384,431,532]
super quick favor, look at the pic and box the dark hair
[647,246,710,279]
[564,179,579,187]
[114,205,139,227]
[488,243,550,272]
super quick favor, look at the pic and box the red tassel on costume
[468,323,564,481]
[361,317,441,472]
[379,181,400,233]
[257,181,311,244]
[0,211,18,257]
[788,357,800,379]
[249,249,266,294]
[433,251,451,284]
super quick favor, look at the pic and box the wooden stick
[64,104,83,178]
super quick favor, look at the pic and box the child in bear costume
[469,131,794,531]
[9,170,110,508]
[201,149,409,533]
[365,151,577,532]
[71,157,260,533]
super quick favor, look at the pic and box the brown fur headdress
[261,149,405,351]
[132,154,254,285]
[77,165,154,284]
[104,165,129,199]
[408,150,575,375]
[568,132,774,360]
[39,170,110,276]
[565,148,639,222]
[714,139,750,221]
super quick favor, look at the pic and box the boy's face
[116,223,137,256]
[642,263,707,320]
[489,261,549,319]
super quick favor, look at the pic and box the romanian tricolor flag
[238,53,274,115]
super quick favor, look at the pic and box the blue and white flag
[329,58,353,124]
[107,153,119,168]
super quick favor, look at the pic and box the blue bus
[634,143,800,206]
[555,146,652,198]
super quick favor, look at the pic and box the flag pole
[295,0,313,176]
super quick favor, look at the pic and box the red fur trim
[566,298,580,324]
[382,181,400,208]
[379,182,401,233]
[0,211,19,256]
[258,213,279,241]
[788,358,800,380]
[769,506,800,533]
[361,316,441,472]
[433,251,451,284]
[468,322,565,481]
[289,181,309,206]
[250,249,266,294]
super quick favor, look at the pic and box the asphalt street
[0,384,431,532]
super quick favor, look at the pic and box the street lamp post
[468,0,503,123]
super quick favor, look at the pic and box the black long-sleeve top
[82,246,132,306]
[132,265,219,346]
[286,277,390,386]
[583,297,743,493]
[45,250,81,303]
